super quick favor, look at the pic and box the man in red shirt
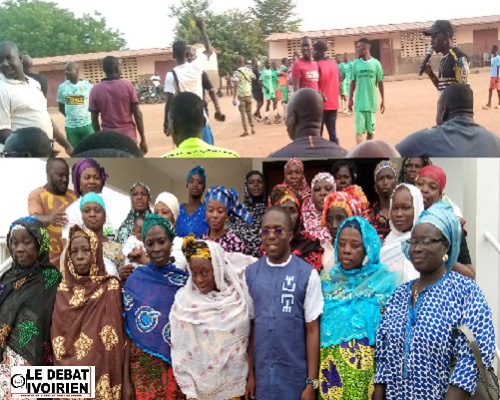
[292,37,319,91]
[313,40,341,145]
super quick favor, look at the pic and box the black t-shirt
[202,71,214,93]
[252,67,261,91]
[438,47,469,92]
[457,230,472,265]
[268,136,348,158]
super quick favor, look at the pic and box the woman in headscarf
[228,170,267,258]
[62,159,112,244]
[331,160,358,191]
[321,185,370,274]
[398,158,432,184]
[364,160,398,241]
[380,184,425,283]
[116,182,153,245]
[303,172,336,244]
[0,217,61,399]
[80,193,126,276]
[269,184,323,272]
[202,186,251,254]
[374,202,496,400]
[170,235,252,400]
[123,214,189,400]
[51,225,127,399]
[283,158,311,204]
[319,217,400,400]
[175,166,210,238]
[415,165,475,279]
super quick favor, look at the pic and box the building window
[286,38,336,59]
[82,57,138,83]
[401,31,456,58]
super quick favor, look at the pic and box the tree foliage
[252,0,301,37]
[0,0,126,57]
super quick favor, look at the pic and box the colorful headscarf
[303,172,336,244]
[404,201,461,271]
[171,239,251,399]
[398,158,432,184]
[52,225,125,397]
[182,235,212,261]
[205,186,252,224]
[374,160,398,179]
[155,192,181,221]
[321,185,369,226]
[269,184,302,212]
[321,216,400,347]
[80,192,106,214]
[0,217,61,366]
[71,159,108,198]
[283,158,311,201]
[142,213,176,242]
[187,165,206,187]
[116,182,153,245]
[417,165,447,192]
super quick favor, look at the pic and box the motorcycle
[138,85,167,104]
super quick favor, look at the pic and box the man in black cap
[422,20,470,93]
[396,84,500,157]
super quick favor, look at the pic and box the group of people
[0,155,496,399]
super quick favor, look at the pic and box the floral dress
[202,230,246,254]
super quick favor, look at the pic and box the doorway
[473,28,498,67]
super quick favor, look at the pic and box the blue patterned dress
[375,272,496,399]
[175,204,209,238]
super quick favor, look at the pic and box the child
[122,215,147,269]
[260,59,280,125]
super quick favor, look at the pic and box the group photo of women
[0,156,498,400]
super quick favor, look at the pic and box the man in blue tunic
[245,206,323,399]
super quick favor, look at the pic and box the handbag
[449,325,499,400]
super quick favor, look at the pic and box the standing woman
[303,172,336,244]
[364,161,398,241]
[175,166,210,238]
[374,202,495,400]
[331,160,357,191]
[319,217,400,400]
[228,170,267,257]
[51,225,127,399]
[202,186,250,254]
[117,182,153,245]
[380,184,425,283]
[283,158,311,206]
[123,214,189,400]
[398,158,432,184]
[0,217,61,399]
[170,235,251,400]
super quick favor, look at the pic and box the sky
[50,0,496,50]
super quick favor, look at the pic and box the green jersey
[343,61,353,81]
[259,68,275,93]
[338,63,346,80]
[352,58,384,112]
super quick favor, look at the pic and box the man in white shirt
[150,72,161,95]
[163,16,214,144]
[0,41,73,153]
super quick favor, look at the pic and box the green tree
[252,0,301,38]
[0,0,126,57]
[168,0,213,44]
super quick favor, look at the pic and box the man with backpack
[233,56,256,137]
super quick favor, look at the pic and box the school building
[266,15,500,76]
[32,45,220,107]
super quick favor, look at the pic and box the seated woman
[269,184,323,272]
[80,193,126,276]
[303,172,336,245]
[331,160,358,191]
[374,202,496,400]
[123,214,189,400]
[380,184,425,283]
[170,235,252,400]
[51,225,127,399]
[116,181,153,245]
[398,158,432,184]
[319,217,400,400]
[202,186,250,254]
[321,185,369,274]
[283,158,311,207]
[175,166,210,238]
[415,165,475,279]
[0,217,61,399]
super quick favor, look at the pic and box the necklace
[413,270,447,303]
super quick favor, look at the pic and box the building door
[370,40,381,61]
[41,70,67,107]
[155,60,176,85]
[379,38,393,76]
[473,28,498,66]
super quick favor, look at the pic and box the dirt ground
[50,70,500,157]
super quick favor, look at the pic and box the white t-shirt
[165,53,208,99]
[150,75,161,87]
[0,74,53,138]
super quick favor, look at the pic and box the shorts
[65,124,94,147]
[489,77,500,90]
[279,85,289,102]
[355,111,376,134]
[252,88,263,102]
[264,89,276,101]
[341,80,350,96]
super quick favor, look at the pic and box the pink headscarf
[283,158,311,201]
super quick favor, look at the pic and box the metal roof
[266,15,500,41]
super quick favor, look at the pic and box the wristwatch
[306,378,319,390]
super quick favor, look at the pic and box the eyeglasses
[260,227,288,237]
[405,238,445,248]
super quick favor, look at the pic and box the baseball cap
[423,20,455,36]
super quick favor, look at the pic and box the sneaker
[253,114,263,122]
[264,118,272,125]
[274,116,281,124]
[495,105,500,109]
